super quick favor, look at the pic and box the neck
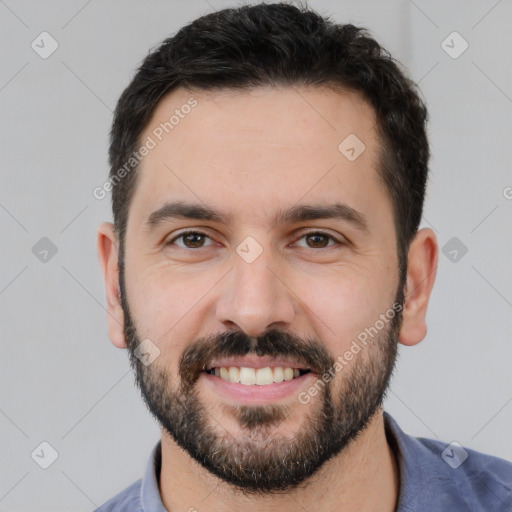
[159,409,399,512]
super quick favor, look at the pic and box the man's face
[120,86,402,492]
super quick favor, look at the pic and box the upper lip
[205,355,310,371]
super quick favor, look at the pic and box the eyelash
[167,230,343,250]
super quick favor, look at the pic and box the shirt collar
[140,439,167,512]
[382,411,464,511]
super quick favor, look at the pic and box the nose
[215,249,296,338]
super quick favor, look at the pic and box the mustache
[179,329,335,387]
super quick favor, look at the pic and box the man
[95,3,512,511]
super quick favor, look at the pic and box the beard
[119,267,403,495]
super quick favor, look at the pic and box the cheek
[125,264,211,365]
[294,268,396,352]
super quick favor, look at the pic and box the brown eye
[169,231,212,249]
[295,231,339,249]
[305,233,330,248]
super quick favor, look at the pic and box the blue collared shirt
[93,412,512,511]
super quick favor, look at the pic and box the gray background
[1,0,511,510]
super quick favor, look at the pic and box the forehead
[129,85,389,230]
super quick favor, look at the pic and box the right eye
[167,231,214,249]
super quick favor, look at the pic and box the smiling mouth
[203,366,312,385]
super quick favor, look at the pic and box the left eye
[293,232,339,249]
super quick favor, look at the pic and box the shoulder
[92,479,142,512]
[417,436,512,509]
[384,412,512,511]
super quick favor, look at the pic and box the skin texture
[97,85,438,512]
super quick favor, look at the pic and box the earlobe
[398,227,438,347]
[97,222,127,349]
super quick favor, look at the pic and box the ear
[398,227,438,347]
[97,222,126,349]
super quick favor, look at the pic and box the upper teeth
[212,366,303,385]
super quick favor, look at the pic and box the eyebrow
[145,201,232,229]
[144,200,368,232]
[274,203,368,231]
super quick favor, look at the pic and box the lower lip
[201,372,315,404]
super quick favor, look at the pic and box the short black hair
[109,2,429,283]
